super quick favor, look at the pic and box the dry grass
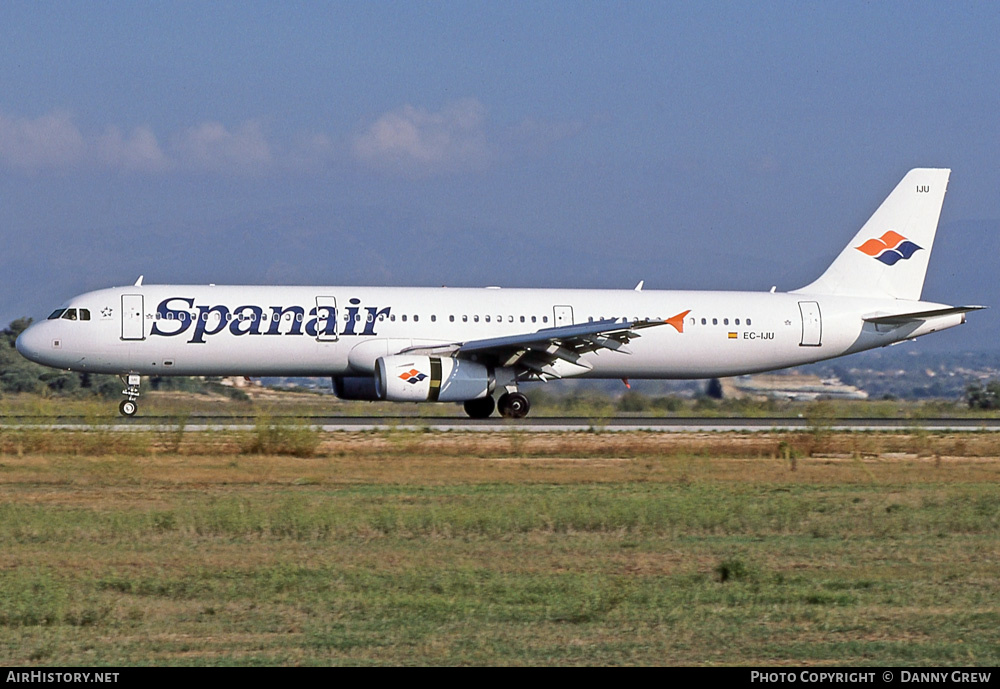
[1,429,998,665]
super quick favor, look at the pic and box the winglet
[665,310,691,334]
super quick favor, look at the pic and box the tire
[463,396,495,419]
[119,400,138,417]
[499,392,530,419]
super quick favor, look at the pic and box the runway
[4,415,1000,432]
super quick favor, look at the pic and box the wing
[399,311,689,380]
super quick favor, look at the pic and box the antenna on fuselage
[134,275,144,287]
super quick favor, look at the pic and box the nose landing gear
[119,374,141,416]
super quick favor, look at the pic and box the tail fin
[793,168,950,300]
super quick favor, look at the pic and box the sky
[2,1,999,351]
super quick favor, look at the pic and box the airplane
[15,168,983,419]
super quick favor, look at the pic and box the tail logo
[855,230,922,266]
[399,369,427,385]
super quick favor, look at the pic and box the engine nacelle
[332,376,380,401]
[375,355,492,402]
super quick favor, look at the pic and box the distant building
[725,374,868,401]
[217,376,262,388]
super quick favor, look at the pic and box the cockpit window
[61,309,78,321]
[48,309,66,320]
[79,309,91,321]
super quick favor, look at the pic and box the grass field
[4,387,1000,420]
[0,425,998,665]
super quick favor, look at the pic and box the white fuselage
[16,284,964,380]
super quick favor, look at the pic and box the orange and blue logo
[855,230,922,266]
[399,369,427,385]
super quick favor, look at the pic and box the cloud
[171,120,273,173]
[0,111,86,172]
[0,102,583,177]
[0,110,290,175]
[95,125,170,172]
[353,99,491,176]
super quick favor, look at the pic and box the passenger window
[449,315,455,322]
[735,319,740,326]
[543,316,548,323]
[747,318,752,326]
[712,318,718,325]
[390,314,396,322]
[531,316,537,323]
[724,318,729,325]
[462,315,468,322]
[431,315,436,322]
[48,309,65,320]
[520,316,525,323]
[474,315,479,322]
[413,315,419,322]
[402,315,407,322]
[701,318,707,325]
[485,315,491,323]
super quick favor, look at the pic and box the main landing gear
[497,391,530,419]
[463,396,495,419]
[462,391,531,419]
[119,374,141,417]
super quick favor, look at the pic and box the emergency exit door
[553,305,574,327]
[798,301,822,347]
[121,294,145,341]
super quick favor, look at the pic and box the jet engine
[375,355,492,402]
[331,376,381,401]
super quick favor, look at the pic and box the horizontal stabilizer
[863,305,986,326]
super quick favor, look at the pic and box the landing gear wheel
[119,374,141,417]
[498,392,530,419]
[463,396,495,419]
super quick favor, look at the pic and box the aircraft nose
[15,323,49,364]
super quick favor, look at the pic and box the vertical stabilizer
[793,168,950,300]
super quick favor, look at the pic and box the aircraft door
[553,305,574,327]
[315,296,338,341]
[798,301,822,347]
[121,294,145,341]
